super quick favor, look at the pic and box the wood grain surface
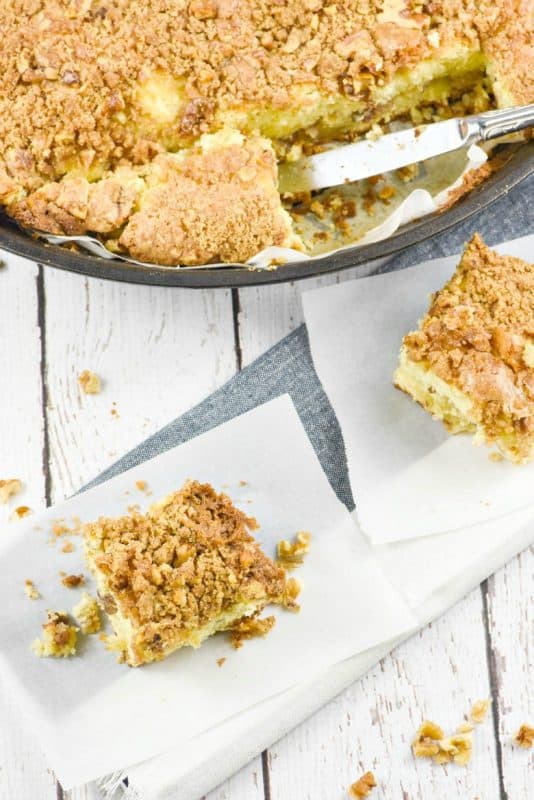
[0,252,531,800]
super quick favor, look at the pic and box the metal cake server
[278,104,534,194]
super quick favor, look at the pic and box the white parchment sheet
[0,395,415,789]
[303,235,534,545]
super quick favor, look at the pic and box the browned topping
[0,478,22,504]
[61,573,85,588]
[24,579,40,600]
[349,771,377,798]
[79,370,102,394]
[514,724,534,749]
[32,610,78,658]
[277,531,311,568]
[83,480,289,666]
[10,505,32,521]
[230,614,276,649]
[401,234,534,462]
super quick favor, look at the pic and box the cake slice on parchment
[83,481,292,666]
[394,234,534,464]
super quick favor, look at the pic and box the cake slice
[394,234,534,463]
[83,480,288,666]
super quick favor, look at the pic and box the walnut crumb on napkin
[72,593,101,635]
[0,478,22,504]
[78,370,101,394]
[514,724,534,748]
[277,531,311,569]
[349,771,377,798]
[32,611,78,658]
[24,579,40,600]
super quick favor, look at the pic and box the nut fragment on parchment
[0,478,22,504]
[276,531,311,568]
[514,724,534,749]
[78,369,101,394]
[349,771,377,798]
[61,573,85,588]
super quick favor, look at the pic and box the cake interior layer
[395,349,534,464]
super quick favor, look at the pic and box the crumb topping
[73,592,102,634]
[32,610,78,658]
[230,613,276,648]
[79,370,102,394]
[514,724,534,749]
[349,771,377,798]
[0,478,22,504]
[402,234,534,456]
[83,480,288,663]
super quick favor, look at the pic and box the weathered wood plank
[0,255,56,800]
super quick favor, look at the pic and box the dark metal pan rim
[0,141,532,289]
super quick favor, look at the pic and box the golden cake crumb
[24,579,40,600]
[349,771,377,798]
[395,235,534,463]
[78,370,101,395]
[0,478,22,504]
[83,480,291,666]
[230,615,276,649]
[470,698,491,724]
[135,480,148,492]
[514,724,534,749]
[9,505,32,521]
[31,611,78,658]
[277,532,311,569]
[61,573,85,588]
[72,592,102,635]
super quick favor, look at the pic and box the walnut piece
[0,478,22,504]
[78,370,101,394]
[277,531,311,569]
[230,615,276,649]
[412,718,474,766]
[72,592,102,634]
[349,771,377,798]
[31,610,78,658]
[470,698,491,724]
[514,724,534,749]
[61,573,85,588]
[24,579,40,600]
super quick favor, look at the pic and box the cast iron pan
[1,142,532,289]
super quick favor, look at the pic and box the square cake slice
[395,234,534,463]
[83,481,288,666]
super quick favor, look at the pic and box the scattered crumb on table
[24,579,40,600]
[61,573,85,588]
[9,505,32,521]
[61,540,74,553]
[216,657,226,668]
[0,478,22,504]
[349,771,377,798]
[31,611,78,658]
[78,370,101,395]
[514,724,534,749]
[411,700,494,767]
[277,532,311,569]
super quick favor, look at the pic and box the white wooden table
[1,252,532,800]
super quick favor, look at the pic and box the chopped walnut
[514,724,534,749]
[78,370,101,394]
[9,505,31,521]
[73,592,102,634]
[349,771,377,798]
[277,531,311,569]
[412,716,476,766]
[230,615,276,649]
[281,576,301,611]
[0,478,22,504]
[31,611,78,658]
[61,573,85,588]
[24,579,40,600]
[470,699,491,724]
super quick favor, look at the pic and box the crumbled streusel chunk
[32,611,78,658]
[72,592,102,635]
[277,532,311,569]
[514,724,534,749]
[61,573,85,588]
[0,478,22,504]
[349,771,377,798]
[24,579,40,600]
[78,370,101,395]
[230,615,276,649]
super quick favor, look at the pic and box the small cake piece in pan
[395,234,533,463]
[83,481,288,666]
